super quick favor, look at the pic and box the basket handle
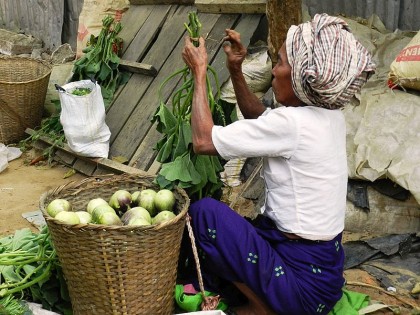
[185,214,220,311]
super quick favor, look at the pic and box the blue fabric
[189,197,345,315]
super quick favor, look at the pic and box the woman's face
[271,43,303,107]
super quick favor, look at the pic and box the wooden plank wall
[44,4,263,177]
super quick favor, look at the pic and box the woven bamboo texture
[40,174,190,315]
[0,56,52,144]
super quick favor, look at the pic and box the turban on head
[286,13,376,109]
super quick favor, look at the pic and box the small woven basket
[0,56,52,144]
[40,174,190,315]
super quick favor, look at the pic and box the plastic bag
[0,144,22,173]
[0,144,8,173]
[58,80,111,158]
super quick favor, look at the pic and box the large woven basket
[0,56,52,144]
[40,174,190,315]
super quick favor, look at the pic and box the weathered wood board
[195,0,266,14]
[26,128,147,176]
[118,59,157,76]
[129,0,267,14]
[129,0,194,4]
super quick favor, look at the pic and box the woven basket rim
[0,56,52,85]
[39,174,190,232]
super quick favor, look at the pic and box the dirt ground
[0,148,418,314]
[0,148,86,236]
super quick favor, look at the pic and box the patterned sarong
[189,197,345,315]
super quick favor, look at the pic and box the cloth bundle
[286,13,376,109]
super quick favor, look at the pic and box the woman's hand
[223,29,247,72]
[182,36,208,79]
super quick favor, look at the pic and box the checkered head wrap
[286,13,376,109]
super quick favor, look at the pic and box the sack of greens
[57,80,111,158]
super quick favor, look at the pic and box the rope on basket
[185,214,221,311]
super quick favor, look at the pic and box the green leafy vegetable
[0,227,72,314]
[152,12,236,202]
[0,294,30,315]
[71,87,92,96]
[71,15,129,107]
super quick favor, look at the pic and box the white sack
[220,49,272,103]
[0,144,22,173]
[58,80,111,158]
[0,144,8,173]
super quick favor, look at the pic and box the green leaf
[160,154,192,183]
[154,174,175,190]
[22,264,36,277]
[187,155,209,196]
[182,121,192,146]
[155,136,167,152]
[185,154,202,185]
[178,181,193,189]
[118,71,130,86]
[38,281,59,308]
[10,229,34,251]
[85,61,100,75]
[160,133,176,163]
[153,103,177,134]
[159,152,201,185]
[172,122,189,159]
[109,53,120,64]
[208,156,223,183]
[98,62,112,81]
[56,266,71,303]
[1,265,21,283]
[206,180,224,198]
[213,99,238,126]
[213,156,224,172]
[28,284,42,302]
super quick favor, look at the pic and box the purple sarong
[189,197,345,315]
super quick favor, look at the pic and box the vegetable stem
[153,11,229,202]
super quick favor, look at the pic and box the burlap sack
[388,30,420,91]
[76,0,129,58]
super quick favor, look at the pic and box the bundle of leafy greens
[152,12,237,202]
[71,15,129,107]
[0,227,72,314]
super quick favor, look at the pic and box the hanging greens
[152,12,236,202]
[71,15,129,107]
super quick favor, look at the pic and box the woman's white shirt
[212,106,347,241]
